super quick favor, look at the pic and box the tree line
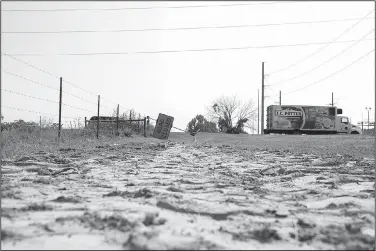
[186,95,257,134]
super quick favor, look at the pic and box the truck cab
[336,116,351,134]
[336,115,362,134]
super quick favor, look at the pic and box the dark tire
[350,131,360,134]
[293,130,301,135]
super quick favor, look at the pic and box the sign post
[152,113,174,140]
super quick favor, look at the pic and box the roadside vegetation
[1,120,155,160]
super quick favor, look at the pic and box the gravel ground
[1,138,374,250]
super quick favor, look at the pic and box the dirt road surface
[1,139,375,250]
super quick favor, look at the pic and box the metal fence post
[116,104,119,136]
[144,117,147,137]
[58,77,62,139]
[97,95,100,139]
[129,111,132,131]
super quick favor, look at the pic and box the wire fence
[1,56,165,140]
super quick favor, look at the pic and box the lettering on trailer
[275,108,303,117]
[153,113,174,140]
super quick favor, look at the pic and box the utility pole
[143,117,147,137]
[58,77,62,139]
[279,90,281,105]
[261,62,265,134]
[116,104,119,136]
[257,89,259,134]
[331,92,334,106]
[129,110,132,129]
[97,95,100,139]
[365,107,371,133]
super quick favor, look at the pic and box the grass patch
[55,212,136,232]
[168,132,374,159]
[1,126,156,160]
[33,177,51,185]
[1,229,23,241]
[20,203,53,212]
[51,196,84,204]
[2,129,374,161]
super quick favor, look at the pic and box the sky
[1,1,375,132]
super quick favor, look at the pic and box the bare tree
[77,117,82,129]
[129,109,136,121]
[236,99,258,132]
[119,112,127,120]
[207,95,257,134]
[40,117,54,129]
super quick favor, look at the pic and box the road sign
[153,113,174,140]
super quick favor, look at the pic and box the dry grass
[1,126,154,160]
[1,128,374,160]
[168,132,375,159]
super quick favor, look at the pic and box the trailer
[264,105,361,135]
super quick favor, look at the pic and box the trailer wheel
[293,130,301,135]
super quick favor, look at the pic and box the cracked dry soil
[1,141,375,250]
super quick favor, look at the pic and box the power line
[3,54,134,111]
[119,105,131,113]
[271,28,375,86]
[2,38,374,57]
[2,69,59,91]
[101,97,118,106]
[62,103,94,113]
[4,53,96,96]
[60,90,97,105]
[3,53,97,97]
[99,98,132,113]
[3,60,138,117]
[2,69,98,105]
[99,103,113,111]
[4,54,100,102]
[62,79,96,96]
[3,16,374,34]
[2,88,94,112]
[2,88,58,104]
[94,97,130,113]
[1,2,295,12]
[1,105,76,119]
[264,78,280,105]
[267,8,375,75]
[3,53,59,79]
[285,48,375,95]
